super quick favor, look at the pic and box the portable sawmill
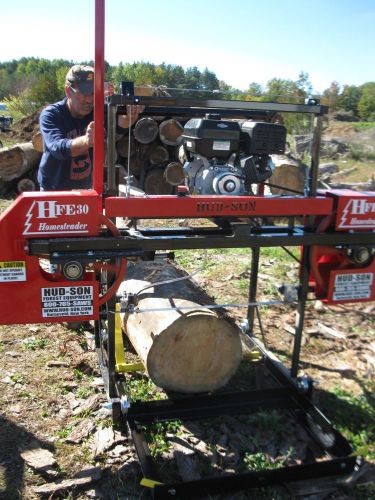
[0,0,374,497]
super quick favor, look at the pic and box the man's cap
[66,65,94,95]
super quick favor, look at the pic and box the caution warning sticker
[41,285,94,318]
[333,272,373,301]
[0,261,26,282]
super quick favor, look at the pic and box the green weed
[23,336,49,350]
[10,373,26,385]
[76,386,94,399]
[72,368,85,381]
[17,390,31,398]
[57,425,74,440]
[144,420,183,457]
[243,447,293,471]
[126,376,164,403]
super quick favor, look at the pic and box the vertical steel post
[107,295,117,398]
[93,0,105,202]
[309,114,323,197]
[247,247,260,334]
[292,113,322,376]
[107,104,117,194]
[291,245,310,378]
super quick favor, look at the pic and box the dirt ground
[0,201,374,499]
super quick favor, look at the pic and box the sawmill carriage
[0,0,374,497]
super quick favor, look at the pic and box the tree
[357,82,375,121]
[339,85,361,115]
[296,71,313,97]
[199,68,219,91]
[245,82,263,100]
[321,81,341,112]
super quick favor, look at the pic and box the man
[38,65,143,330]
[38,64,143,190]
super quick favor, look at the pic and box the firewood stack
[116,115,186,194]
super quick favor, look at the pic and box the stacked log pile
[116,116,186,194]
[0,142,41,195]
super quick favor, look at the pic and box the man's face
[66,84,94,118]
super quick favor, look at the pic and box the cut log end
[121,262,243,394]
[146,308,242,393]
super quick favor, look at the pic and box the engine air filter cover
[241,121,286,155]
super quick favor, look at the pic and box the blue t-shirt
[38,98,93,190]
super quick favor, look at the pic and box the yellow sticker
[0,261,26,268]
[0,261,26,282]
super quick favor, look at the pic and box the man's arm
[39,107,74,160]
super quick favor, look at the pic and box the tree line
[0,58,374,127]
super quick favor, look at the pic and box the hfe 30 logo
[23,200,90,235]
[338,197,375,229]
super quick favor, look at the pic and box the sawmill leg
[247,247,260,334]
[291,245,310,378]
[107,294,117,397]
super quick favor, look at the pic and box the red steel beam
[93,0,105,204]
[105,195,333,218]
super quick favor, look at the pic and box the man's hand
[118,105,145,129]
[86,121,94,147]
[70,121,94,157]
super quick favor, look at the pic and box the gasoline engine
[182,115,287,195]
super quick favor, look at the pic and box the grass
[348,145,375,162]
[334,158,375,183]
[76,386,94,399]
[317,387,375,460]
[352,121,375,131]
[0,134,19,148]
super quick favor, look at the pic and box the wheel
[62,260,85,281]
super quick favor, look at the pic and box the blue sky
[1,0,374,93]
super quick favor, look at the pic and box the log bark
[0,142,41,182]
[269,154,307,195]
[119,261,242,393]
[32,131,44,153]
[144,167,174,194]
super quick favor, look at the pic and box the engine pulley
[213,172,243,195]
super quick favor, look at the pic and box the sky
[1,0,374,94]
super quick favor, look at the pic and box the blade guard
[0,191,102,325]
[309,191,375,304]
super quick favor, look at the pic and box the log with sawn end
[0,142,41,182]
[118,261,242,393]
